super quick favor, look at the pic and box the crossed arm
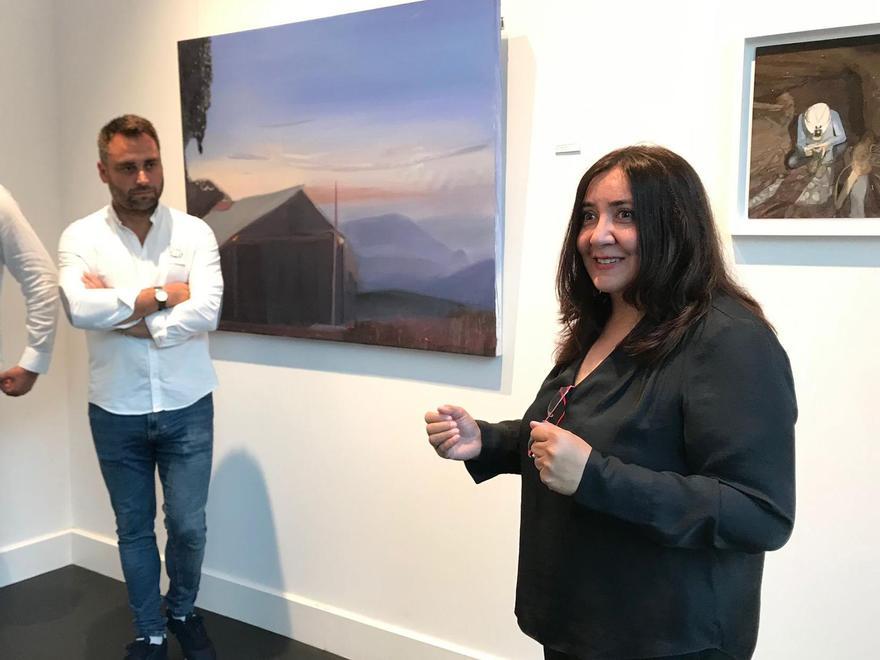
[79,272,190,338]
[58,222,223,345]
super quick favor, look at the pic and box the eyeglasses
[546,384,574,425]
[528,384,574,458]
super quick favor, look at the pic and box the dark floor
[0,565,346,660]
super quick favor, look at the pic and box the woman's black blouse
[467,297,797,660]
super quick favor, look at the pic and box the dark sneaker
[124,637,168,660]
[167,611,217,659]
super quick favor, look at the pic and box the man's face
[98,133,164,215]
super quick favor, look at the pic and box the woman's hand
[528,421,592,495]
[424,405,482,461]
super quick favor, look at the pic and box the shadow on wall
[203,449,289,645]
[210,330,504,390]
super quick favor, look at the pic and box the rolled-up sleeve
[574,316,797,553]
[0,188,58,373]
[144,222,223,348]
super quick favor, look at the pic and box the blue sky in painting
[183,0,500,226]
[207,0,497,137]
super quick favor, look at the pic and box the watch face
[155,288,169,303]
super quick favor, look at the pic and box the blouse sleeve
[573,314,797,553]
[465,419,525,483]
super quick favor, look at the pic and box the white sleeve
[144,221,223,347]
[0,187,58,373]
[57,221,140,331]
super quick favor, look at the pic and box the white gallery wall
[0,0,72,582]
[0,0,877,658]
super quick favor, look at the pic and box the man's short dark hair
[98,114,160,163]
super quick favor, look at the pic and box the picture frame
[178,0,503,355]
[735,23,880,236]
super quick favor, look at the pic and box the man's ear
[97,160,109,183]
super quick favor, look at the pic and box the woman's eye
[617,209,634,222]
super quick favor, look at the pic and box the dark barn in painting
[177,0,502,355]
[203,187,357,330]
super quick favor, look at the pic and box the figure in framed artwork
[746,33,880,221]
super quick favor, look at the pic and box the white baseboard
[66,529,494,660]
[1,529,497,659]
[69,528,124,580]
[0,530,72,588]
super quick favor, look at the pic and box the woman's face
[576,166,639,300]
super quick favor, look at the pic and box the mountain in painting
[417,259,495,310]
[343,214,468,286]
[416,214,496,263]
[343,213,494,309]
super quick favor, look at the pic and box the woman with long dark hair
[424,145,796,660]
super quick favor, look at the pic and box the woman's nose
[589,215,615,245]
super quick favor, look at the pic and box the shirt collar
[106,202,165,231]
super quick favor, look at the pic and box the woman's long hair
[555,145,768,366]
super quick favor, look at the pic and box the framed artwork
[736,24,880,235]
[178,0,502,355]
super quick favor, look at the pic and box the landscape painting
[178,0,502,355]
[747,33,880,222]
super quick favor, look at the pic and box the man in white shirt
[0,185,57,396]
[58,115,222,660]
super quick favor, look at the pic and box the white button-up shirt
[0,185,58,374]
[58,203,223,414]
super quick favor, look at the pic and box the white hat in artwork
[804,102,831,137]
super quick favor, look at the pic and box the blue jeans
[89,394,214,638]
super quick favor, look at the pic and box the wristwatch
[154,286,169,310]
